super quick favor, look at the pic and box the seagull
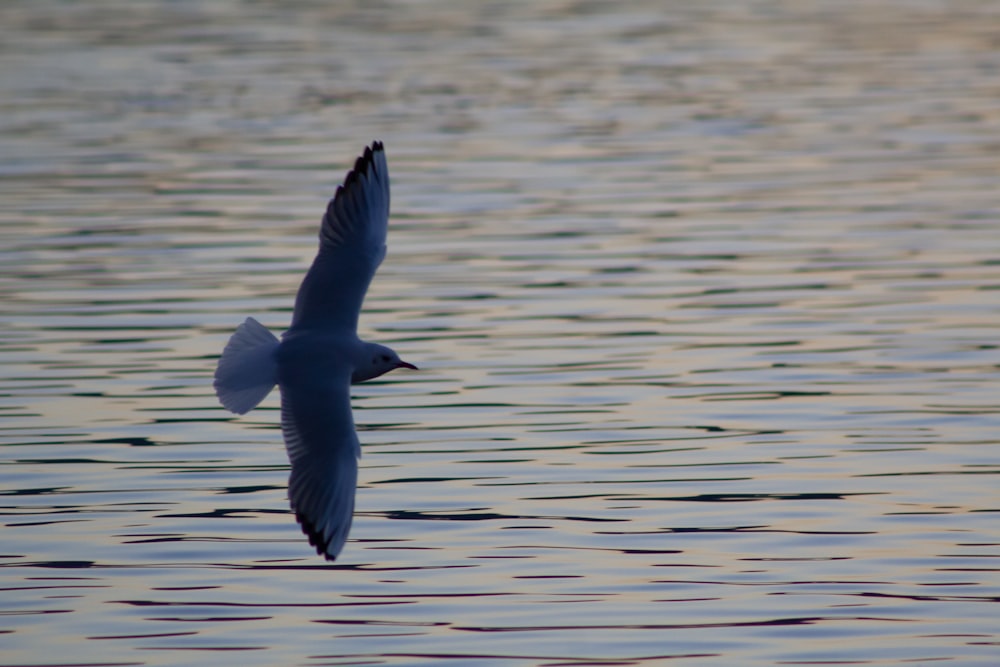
[213,141,417,560]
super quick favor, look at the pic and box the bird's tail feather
[214,317,280,414]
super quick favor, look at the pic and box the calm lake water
[1,1,998,665]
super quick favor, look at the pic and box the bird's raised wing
[280,368,360,560]
[289,141,390,334]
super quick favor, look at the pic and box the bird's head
[352,342,417,384]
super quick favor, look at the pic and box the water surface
[1,1,998,665]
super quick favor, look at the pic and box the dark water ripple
[1,1,998,666]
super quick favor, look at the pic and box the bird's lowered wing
[280,368,360,560]
[289,141,390,334]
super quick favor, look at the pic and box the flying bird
[213,141,417,560]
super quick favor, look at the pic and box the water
[1,1,998,665]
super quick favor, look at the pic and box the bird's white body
[213,142,415,560]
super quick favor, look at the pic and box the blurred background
[1,1,997,666]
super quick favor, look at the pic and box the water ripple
[2,1,998,666]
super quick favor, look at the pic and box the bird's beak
[396,360,418,371]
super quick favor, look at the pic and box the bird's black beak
[396,360,418,371]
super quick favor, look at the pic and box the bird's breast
[275,332,358,389]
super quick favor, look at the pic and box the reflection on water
[1,1,997,665]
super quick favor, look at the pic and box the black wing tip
[321,140,388,243]
[296,510,339,561]
[338,141,384,193]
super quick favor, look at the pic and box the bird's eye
[381,355,390,362]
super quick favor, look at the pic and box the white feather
[280,370,359,559]
[213,317,279,414]
[290,142,390,334]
